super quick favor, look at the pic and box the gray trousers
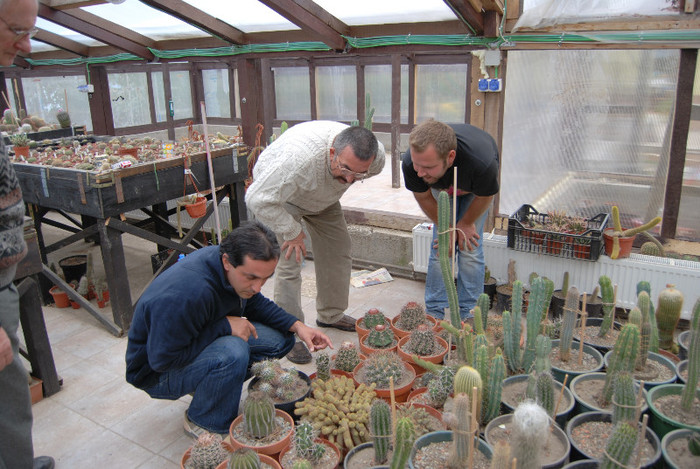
[0,284,34,469]
[273,201,351,325]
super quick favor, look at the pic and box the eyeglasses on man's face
[332,153,369,182]
[0,16,38,43]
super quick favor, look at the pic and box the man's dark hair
[332,126,378,162]
[219,220,280,267]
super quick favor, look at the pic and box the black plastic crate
[507,204,609,261]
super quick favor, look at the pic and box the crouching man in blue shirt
[125,220,333,438]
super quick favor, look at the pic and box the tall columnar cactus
[332,341,361,372]
[438,191,461,330]
[559,286,580,362]
[602,324,640,407]
[293,421,325,463]
[315,352,331,381]
[473,305,485,335]
[656,284,684,353]
[601,422,638,469]
[511,400,550,469]
[523,276,548,372]
[364,350,405,389]
[540,276,555,323]
[637,282,659,352]
[406,324,439,356]
[484,349,506,424]
[397,301,428,331]
[681,299,700,412]
[612,372,638,425]
[363,308,388,329]
[598,275,615,338]
[633,302,652,371]
[477,293,490,333]
[367,324,395,349]
[226,448,261,469]
[475,345,490,423]
[390,417,415,469]
[534,371,555,416]
[242,391,276,439]
[369,399,392,464]
[527,335,552,400]
[447,393,474,468]
[503,310,518,373]
[189,432,229,469]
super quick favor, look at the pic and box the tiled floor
[24,164,428,468]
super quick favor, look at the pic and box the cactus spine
[226,448,261,469]
[540,276,555,323]
[602,324,640,407]
[332,341,361,372]
[292,421,325,463]
[477,293,490,333]
[363,308,388,329]
[369,399,392,464]
[367,324,395,349]
[396,301,427,331]
[612,372,638,425]
[634,300,651,370]
[657,284,684,353]
[405,324,439,356]
[484,348,506,424]
[447,393,475,468]
[364,350,405,389]
[189,432,229,469]
[598,275,615,338]
[438,191,461,331]
[523,276,548,372]
[390,417,415,469]
[242,392,276,439]
[503,310,517,373]
[559,286,580,362]
[637,281,659,352]
[511,400,549,469]
[601,422,638,469]
[681,298,700,412]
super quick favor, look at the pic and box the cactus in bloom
[511,400,550,469]
[226,448,261,469]
[601,422,638,469]
[447,393,474,468]
[637,282,659,352]
[332,341,361,372]
[364,350,405,389]
[523,276,548,372]
[390,417,415,469]
[396,301,427,331]
[612,372,638,425]
[242,391,275,439]
[559,286,580,362]
[484,348,506,424]
[315,351,330,381]
[598,275,616,338]
[602,324,640,407]
[657,284,684,353]
[681,298,700,411]
[367,324,395,349]
[292,421,325,463]
[189,432,229,469]
[370,399,392,464]
[405,324,439,356]
[363,308,388,329]
[438,191,461,331]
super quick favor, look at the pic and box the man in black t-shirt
[402,119,499,320]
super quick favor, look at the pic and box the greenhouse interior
[2,0,700,468]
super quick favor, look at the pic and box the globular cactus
[292,421,325,463]
[370,399,392,464]
[559,286,580,362]
[637,282,659,353]
[363,308,388,330]
[189,432,229,469]
[484,348,506,424]
[612,372,638,425]
[477,293,491,333]
[438,191,461,330]
[681,299,700,412]
[426,365,456,408]
[242,391,275,439]
[454,366,482,420]
[332,341,361,372]
[640,241,662,256]
[601,422,638,469]
[523,276,549,372]
[56,110,71,129]
[390,417,415,469]
[367,324,395,349]
[598,275,616,338]
[656,284,684,353]
[397,301,428,331]
[405,324,439,356]
[602,324,640,407]
[364,351,405,389]
[447,393,474,468]
[226,448,261,469]
[250,359,305,402]
[511,400,550,469]
[315,351,330,381]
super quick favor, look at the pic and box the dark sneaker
[316,314,356,332]
[33,456,55,469]
[286,341,312,364]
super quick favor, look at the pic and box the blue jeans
[425,191,487,321]
[144,322,294,434]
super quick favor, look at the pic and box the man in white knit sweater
[246,121,385,363]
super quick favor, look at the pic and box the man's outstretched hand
[290,321,333,353]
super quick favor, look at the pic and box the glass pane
[233,68,240,119]
[415,64,467,123]
[202,69,231,118]
[108,72,151,128]
[21,75,92,132]
[501,49,680,236]
[366,64,409,124]
[170,70,193,120]
[679,61,700,241]
[401,64,408,125]
[273,67,310,121]
[152,71,166,123]
[4,78,16,116]
[316,65,356,121]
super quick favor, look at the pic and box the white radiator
[412,226,700,320]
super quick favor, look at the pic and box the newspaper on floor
[350,267,393,288]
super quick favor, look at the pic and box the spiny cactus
[601,422,638,469]
[250,359,306,402]
[612,372,638,425]
[56,110,71,128]
[681,298,700,412]
[363,308,388,329]
[332,341,361,372]
[637,282,659,353]
[366,324,395,349]
[477,292,491,333]
[598,275,616,338]
[189,432,229,469]
[511,400,550,469]
[483,348,506,424]
[370,399,392,464]
[503,309,520,373]
[226,448,261,469]
[426,365,456,408]
[438,191,461,332]
[315,351,331,381]
[540,276,555,323]
[534,371,555,416]
[390,417,415,469]
[405,324,439,356]
[559,286,580,362]
[242,391,275,439]
[608,205,662,259]
[533,334,552,375]
[396,301,428,331]
[447,393,475,468]
[454,365,482,421]
[490,440,512,469]
[657,284,684,353]
[473,305,485,335]
[634,301,651,371]
[602,324,640,407]
[640,241,662,256]
[523,276,549,372]
[292,421,325,463]
[364,350,405,389]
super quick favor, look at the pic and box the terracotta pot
[278,437,341,469]
[13,146,30,159]
[353,360,416,403]
[185,196,207,218]
[229,408,294,457]
[117,147,138,158]
[359,332,398,356]
[215,453,281,469]
[658,348,681,365]
[396,335,448,375]
[182,440,233,469]
[390,315,438,339]
[355,317,370,340]
[49,286,70,308]
[400,402,445,431]
[309,368,352,381]
[603,228,635,258]
[70,300,80,309]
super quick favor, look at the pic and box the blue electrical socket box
[478,78,489,92]
[488,78,502,92]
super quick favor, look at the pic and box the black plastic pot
[661,428,700,469]
[550,291,566,318]
[581,295,603,318]
[483,277,498,310]
[408,431,492,469]
[569,372,648,415]
[576,317,623,355]
[58,254,87,284]
[344,442,389,469]
[566,411,661,467]
[678,330,690,361]
[247,370,311,420]
[562,461,599,468]
[501,374,574,428]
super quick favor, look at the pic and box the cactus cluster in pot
[363,350,406,389]
[187,432,229,469]
[332,341,361,372]
[366,324,396,349]
[395,301,429,331]
[250,359,306,402]
[362,308,389,330]
[607,205,662,259]
[404,324,440,356]
[290,421,326,464]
